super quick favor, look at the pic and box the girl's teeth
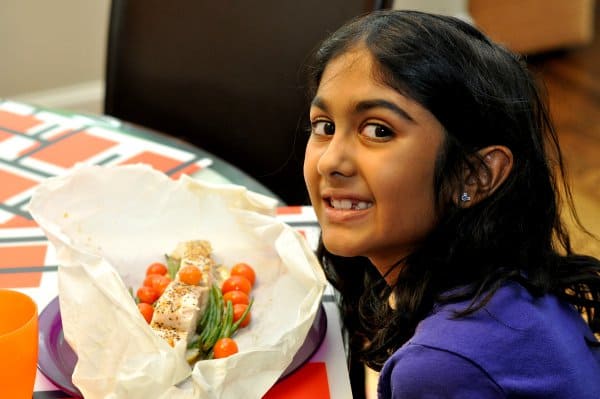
[331,199,353,209]
[330,199,372,210]
[355,201,370,210]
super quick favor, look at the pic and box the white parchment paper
[28,164,327,399]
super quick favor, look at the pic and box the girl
[303,10,600,398]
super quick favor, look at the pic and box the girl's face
[304,47,445,278]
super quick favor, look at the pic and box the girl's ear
[455,145,513,207]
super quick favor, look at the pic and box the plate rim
[280,302,328,380]
[37,296,82,397]
[37,296,327,396]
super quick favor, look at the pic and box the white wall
[0,0,111,113]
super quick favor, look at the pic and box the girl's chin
[321,240,363,258]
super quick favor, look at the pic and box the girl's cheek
[303,150,318,189]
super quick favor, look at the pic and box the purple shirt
[378,282,600,398]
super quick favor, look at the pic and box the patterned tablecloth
[0,100,351,399]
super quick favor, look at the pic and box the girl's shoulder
[429,281,592,332]
[422,281,596,342]
[378,341,505,398]
[380,282,600,398]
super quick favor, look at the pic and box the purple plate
[38,296,327,397]
[37,296,81,397]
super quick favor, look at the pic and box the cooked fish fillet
[152,326,189,347]
[150,281,208,336]
[149,240,216,347]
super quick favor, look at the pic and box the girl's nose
[316,133,356,179]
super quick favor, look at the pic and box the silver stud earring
[460,192,471,202]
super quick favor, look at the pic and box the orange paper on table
[263,362,330,399]
[0,289,38,399]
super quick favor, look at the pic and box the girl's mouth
[328,198,373,210]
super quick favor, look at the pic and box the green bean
[197,285,254,357]
[230,297,253,335]
[198,288,214,331]
[199,288,218,342]
[202,286,225,351]
[200,291,213,332]
[207,286,230,348]
[220,300,234,339]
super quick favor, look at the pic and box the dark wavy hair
[305,10,600,371]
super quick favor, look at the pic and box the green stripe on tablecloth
[0,202,34,219]
[0,265,57,274]
[0,159,54,178]
[166,155,204,176]
[0,236,48,244]
[95,153,121,165]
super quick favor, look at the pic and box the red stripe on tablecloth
[31,131,117,168]
[170,164,201,179]
[119,151,183,173]
[0,215,38,228]
[0,270,44,289]
[0,168,38,201]
[263,362,330,399]
[0,244,47,288]
[276,206,303,215]
[0,129,12,141]
[0,110,41,132]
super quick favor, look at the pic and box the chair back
[105,0,390,204]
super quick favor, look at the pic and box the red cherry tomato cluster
[214,263,256,358]
[135,262,171,323]
[134,258,257,360]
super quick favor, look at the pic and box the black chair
[104,0,390,205]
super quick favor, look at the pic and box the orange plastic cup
[0,289,38,399]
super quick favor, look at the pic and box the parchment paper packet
[28,164,327,399]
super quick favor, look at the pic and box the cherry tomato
[143,273,162,288]
[230,263,256,286]
[146,262,168,276]
[152,275,171,296]
[233,304,251,328]
[213,338,238,359]
[138,302,154,323]
[221,275,252,295]
[178,265,202,285]
[137,286,159,304]
[223,290,250,306]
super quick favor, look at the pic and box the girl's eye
[361,124,393,139]
[311,120,335,136]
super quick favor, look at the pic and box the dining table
[0,99,352,399]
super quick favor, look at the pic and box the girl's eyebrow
[355,99,415,122]
[310,96,415,123]
[311,96,329,112]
